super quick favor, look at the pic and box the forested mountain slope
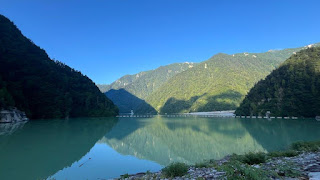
[141,44,320,114]
[0,15,118,119]
[99,62,195,113]
[236,47,320,117]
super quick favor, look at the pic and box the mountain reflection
[0,117,118,180]
[101,117,320,166]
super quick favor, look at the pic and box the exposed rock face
[0,108,29,123]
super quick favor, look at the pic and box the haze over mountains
[100,43,320,114]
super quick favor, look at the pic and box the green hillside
[142,44,320,114]
[99,62,195,113]
[0,15,118,119]
[236,47,320,117]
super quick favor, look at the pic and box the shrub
[217,160,274,180]
[120,173,129,179]
[195,160,216,168]
[162,162,189,178]
[268,150,299,158]
[232,152,267,165]
[270,161,302,178]
[291,141,320,152]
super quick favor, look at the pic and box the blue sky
[1,0,319,84]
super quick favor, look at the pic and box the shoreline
[116,141,320,180]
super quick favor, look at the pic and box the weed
[120,173,129,179]
[231,152,267,165]
[268,150,299,158]
[291,141,320,152]
[162,162,189,178]
[217,160,275,180]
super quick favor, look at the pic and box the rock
[0,108,29,123]
[309,172,320,180]
[305,163,320,172]
[253,165,260,168]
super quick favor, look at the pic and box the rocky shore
[0,108,29,123]
[117,142,320,180]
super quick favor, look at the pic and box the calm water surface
[1,116,320,180]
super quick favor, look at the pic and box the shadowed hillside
[0,14,118,119]
[106,89,156,114]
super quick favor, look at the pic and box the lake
[1,116,320,180]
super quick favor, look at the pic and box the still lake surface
[1,116,320,180]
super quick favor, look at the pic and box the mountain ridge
[0,14,118,119]
[141,43,320,114]
[101,42,320,114]
[99,62,196,113]
[235,46,320,117]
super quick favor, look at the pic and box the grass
[290,141,320,152]
[162,162,189,178]
[275,161,302,178]
[231,152,267,165]
[158,140,320,179]
[216,160,276,180]
[268,149,299,158]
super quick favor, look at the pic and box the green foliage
[217,160,273,180]
[162,162,189,178]
[275,161,301,178]
[99,63,194,113]
[236,47,320,117]
[268,150,299,158]
[231,152,267,165]
[290,141,320,152]
[120,173,129,179]
[140,46,314,114]
[100,42,320,114]
[0,14,118,118]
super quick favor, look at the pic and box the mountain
[235,47,320,117]
[99,62,195,113]
[106,89,157,114]
[141,44,320,114]
[0,14,118,119]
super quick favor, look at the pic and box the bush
[276,162,301,178]
[120,173,129,179]
[268,150,299,158]
[232,152,267,165]
[217,160,274,180]
[291,141,320,152]
[162,162,189,178]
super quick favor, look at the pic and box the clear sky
[0,0,319,84]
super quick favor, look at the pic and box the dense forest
[141,45,319,114]
[101,43,319,114]
[236,47,320,117]
[0,15,118,119]
[98,62,195,113]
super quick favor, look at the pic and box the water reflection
[102,117,320,166]
[1,117,320,180]
[0,118,118,180]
